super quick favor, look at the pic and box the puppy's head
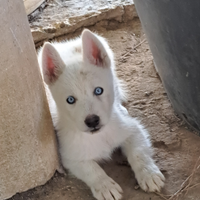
[41,29,115,133]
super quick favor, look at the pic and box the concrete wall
[0,1,59,199]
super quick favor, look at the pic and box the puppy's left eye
[94,87,103,95]
[67,96,76,104]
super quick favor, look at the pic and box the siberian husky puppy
[38,29,165,200]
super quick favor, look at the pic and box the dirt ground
[10,18,200,200]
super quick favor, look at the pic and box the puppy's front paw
[136,164,165,192]
[91,177,123,200]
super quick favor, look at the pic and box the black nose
[84,115,100,128]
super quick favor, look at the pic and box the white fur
[38,29,165,200]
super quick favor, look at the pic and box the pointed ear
[81,29,111,67]
[41,42,65,85]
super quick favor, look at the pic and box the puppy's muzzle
[84,114,100,128]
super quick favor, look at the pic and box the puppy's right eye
[67,96,76,104]
[94,87,103,96]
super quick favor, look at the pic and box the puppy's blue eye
[67,96,76,104]
[94,87,103,95]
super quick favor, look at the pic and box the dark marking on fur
[75,47,81,53]
[80,70,88,77]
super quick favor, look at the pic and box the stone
[28,0,137,46]
[0,1,59,199]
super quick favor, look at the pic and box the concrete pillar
[0,1,59,199]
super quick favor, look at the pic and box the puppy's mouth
[85,124,104,134]
[90,127,101,133]
[87,125,104,134]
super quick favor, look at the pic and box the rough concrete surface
[0,1,59,199]
[29,0,137,46]
[9,17,200,200]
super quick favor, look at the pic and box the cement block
[0,1,59,199]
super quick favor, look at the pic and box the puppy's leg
[65,160,122,200]
[119,116,165,192]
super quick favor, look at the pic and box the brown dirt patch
[9,18,200,200]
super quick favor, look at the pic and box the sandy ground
[10,18,200,200]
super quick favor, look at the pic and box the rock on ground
[28,0,137,47]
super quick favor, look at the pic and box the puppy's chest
[59,130,117,161]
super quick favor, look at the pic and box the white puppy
[38,29,165,200]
